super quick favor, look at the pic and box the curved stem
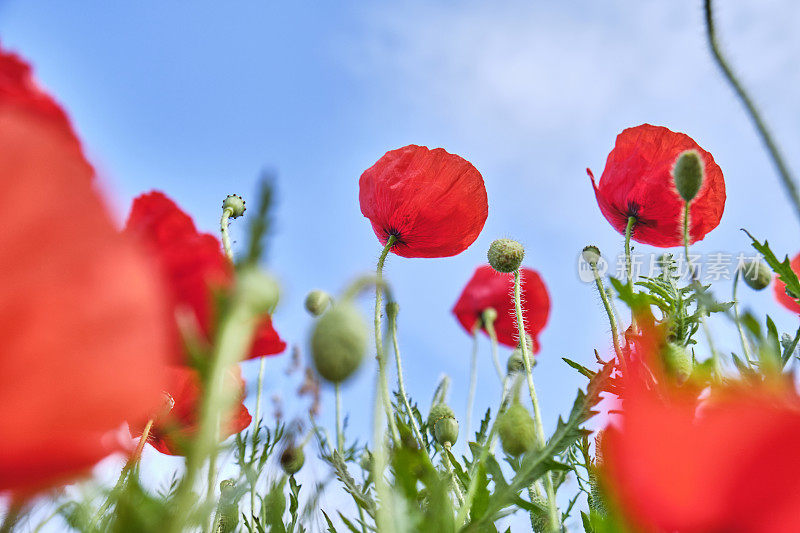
[387,303,425,445]
[513,269,560,531]
[732,270,754,364]
[466,323,480,442]
[375,236,399,443]
[335,383,344,453]
[220,207,234,262]
[592,263,625,371]
[704,0,800,225]
[483,313,505,384]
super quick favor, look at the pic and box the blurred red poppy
[130,366,252,456]
[124,191,286,361]
[452,265,550,351]
[0,47,170,494]
[589,124,725,247]
[359,145,488,258]
[774,252,800,313]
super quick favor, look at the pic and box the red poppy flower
[131,366,252,456]
[452,265,550,351]
[0,47,170,494]
[589,124,725,247]
[774,252,800,313]
[602,377,800,533]
[359,145,488,258]
[124,191,286,362]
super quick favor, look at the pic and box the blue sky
[2,0,799,530]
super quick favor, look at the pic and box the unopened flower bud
[481,307,497,325]
[507,351,525,374]
[497,402,537,456]
[280,445,305,475]
[488,238,524,273]
[222,194,246,218]
[740,260,772,291]
[672,150,704,203]
[427,403,458,446]
[661,342,692,384]
[304,290,331,316]
[581,245,601,267]
[235,267,279,315]
[386,301,400,320]
[311,303,367,383]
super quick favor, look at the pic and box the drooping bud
[311,303,367,383]
[488,238,525,273]
[280,444,305,475]
[661,342,692,384]
[497,402,537,456]
[304,289,331,316]
[481,307,497,325]
[235,266,280,315]
[427,403,459,446]
[507,351,525,374]
[222,194,247,218]
[581,245,601,267]
[672,150,704,203]
[740,260,772,291]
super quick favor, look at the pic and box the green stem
[387,303,425,446]
[732,271,753,364]
[704,0,800,226]
[624,216,636,286]
[220,207,234,262]
[375,236,399,443]
[591,263,624,369]
[483,312,504,384]
[0,503,23,533]
[513,269,560,531]
[335,383,344,453]
[371,362,395,533]
[466,323,480,442]
[250,355,266,522]
[443,442,465,506]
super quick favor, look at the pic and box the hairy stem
[375,236,399,443]
[483,311,505,384]
[732,270,754,364]
[591,263,624,370]
[220,207,235,262]
[388,303,425,445]
[335,383,344,453]
[251,355,266,519]
[466,323,480,441]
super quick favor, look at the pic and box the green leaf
[744,230,800,303]
[781,327,800,367]
[321,511,338,533]
[562,358,596,380]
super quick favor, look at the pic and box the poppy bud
[280,444,305,475]
[672,150,704,203]
[507,350,525,374]
[661,342,692,384]
[386,301,400,320]
[304,289,331,316]
[311,303,368,383]
[222,194,246,218]
[582,245,602,267]
[740,261,772,291]
[428,403,459,446]
[481,307,497,325]
[235,266,280,315]
[488,238,525,273]
[497,402,537,456]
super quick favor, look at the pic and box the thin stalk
[443,442,465,506]
[483,312,505,384]
[704,0,800,226]
[513,269,560,531]
[624,216,636,285]
[220,207,235,261]
[591,263,625,370]
[465,323,480,441]
[387,303,425,445]
[335,383,344,453]
[375,236,399,442]
[371,364,395,533]
[250,356,266,522]
[0,504,22,533]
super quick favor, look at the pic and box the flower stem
[251,355,266,518]
[513,269,560,531]
[591,263,624,369]
[466,323,480,442]
[624,216,636,286]
[375,236,399,443]
[335,383,344,453]
[220,207,235,262]
[732,270,754,364]
[387,302,425,445]
[443,442,465,506]
[483,311,504,384]
[704,0,800,226]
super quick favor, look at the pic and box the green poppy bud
[662,342,692,384]
[311,303,367,383]
[304,289,331,316]
[222,194,246,218]
[672,150,704,203]
[280,445,305,475]
[581,245,601,267]
[481,307,497,325]
[386,301,400,320]
[740,260,772,291]
[507,350,525,374]
[235,267,280,315]
[427,403,458,446]
[488,238,525,273]
[497,402,537,456]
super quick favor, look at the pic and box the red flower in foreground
[0,47,170,494]
[124,192,286,361]
[774,252,800,313]
[452,265,550,351]
[589,124,725,247]
[359,145,488,258]
[131,366,251,456]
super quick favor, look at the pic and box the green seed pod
[216,479,240,533]
[304,289,331,316]
[497,403,537,457]
[311,303,367,383]
[581,245,601,267]
[428,403,458,446]
[235,267,280,315]
[740,260,772,291]
[386,301,400,320]
[672,150,704,203]
[280,445,305,475]
[488,238,525,273]
[481,307,497,325]
[661,342,692,384]
[507,350,525,374]
[222,194,246,218]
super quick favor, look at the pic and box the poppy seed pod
[428,403,459,446]
[497,403,537,457]
[488,239,525,273]
[741,261,772,291]
[661,342,692,384]
[673,150,704,203]
[582,245,602,267]
[235,267,280,315]
[304,289,331,316]
[222,194,246,218]
[280,445,305,475]
[311,303,367,383]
